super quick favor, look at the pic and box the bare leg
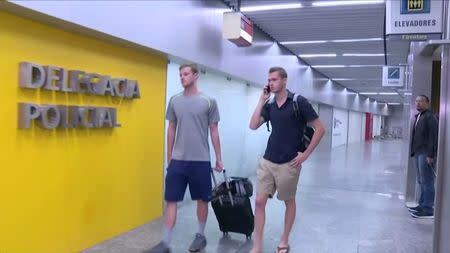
[249,193,269,253]
[278,198,296,248]
[164,202,178,228]
[197,200,208,234]
[162,202,177,243]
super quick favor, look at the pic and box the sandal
[275,245,290,253]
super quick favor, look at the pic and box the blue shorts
[165,160,212,202]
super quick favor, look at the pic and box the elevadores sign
[17,62,141,129]
[386,0,443,40]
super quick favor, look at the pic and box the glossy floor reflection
[83,140,433,253]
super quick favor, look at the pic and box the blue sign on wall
[388,67,400,79]
[401,0,430,14]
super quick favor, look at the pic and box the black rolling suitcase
[211,170,254,239]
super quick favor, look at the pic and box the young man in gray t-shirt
[147,64,223,253]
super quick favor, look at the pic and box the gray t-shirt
[166,92,220,161]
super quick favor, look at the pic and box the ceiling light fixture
[241,3,302,12]
[331,38,383,43]
[332,78,381,81]
[378,92,399,95]
[359,92,378,95]
[388,103,401,105]
[280,38,383,45]
[312,65,383,68]
[343,53,386,57]
[280,40,327,45]
[311,65,347,68]
[348,65,384,67]
[312,1,385,7]
[299,54,337,58]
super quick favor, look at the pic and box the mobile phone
[264,85,271,94]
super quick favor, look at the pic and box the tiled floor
[83,140,433,253]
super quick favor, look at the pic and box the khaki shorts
[257,158,301,201]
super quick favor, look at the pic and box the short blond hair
[269,67,287,79]
[179,63,199,74]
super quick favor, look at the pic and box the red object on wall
[365,113,373,141]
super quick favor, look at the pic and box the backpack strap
[293,93,300,118]
[266,94,301,132]
[265,97,274,132]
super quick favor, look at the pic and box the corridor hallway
[84,140,433,253]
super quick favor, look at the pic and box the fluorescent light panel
[343,53,385,57]
[312,65,383,68]
[312,0,385,7]
[299,54,337,58]
[333,78,381,80]
[312,65,347,68]
[388,103,401,105]
[299,53,385,57]
[282,40,327,45]
[330,38,383,43]
[349,65,384,67]
[280,38,383,45]
[357,92,400,95]
[378,92,399,95]
[241,3,302,12]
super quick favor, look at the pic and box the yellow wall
[0,12,166,253]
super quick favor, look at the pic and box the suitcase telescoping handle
[210,169,223,206]
[211,168,234,206]
[222,170,235,206]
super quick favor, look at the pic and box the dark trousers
[415,152,436,213]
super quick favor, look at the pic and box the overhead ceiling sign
[382,66,405,87]
[386,0,443,40]
[223,12,253,47]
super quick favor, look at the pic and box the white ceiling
[223,0,411,103]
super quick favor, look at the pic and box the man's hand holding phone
[261,83,271,101]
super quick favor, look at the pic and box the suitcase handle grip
[211,168,234,206]
[210,169,223,206]
[223,170,235,206]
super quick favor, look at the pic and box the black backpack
[265,93,315,152]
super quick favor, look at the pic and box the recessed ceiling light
[312,65,383,68]
[280,38,383,45]
[378,92,399,95]
[241,3,303,12]
[311,65,347,68]
[331,38,383,43]
[312,1,385,7]
[348,65,384,67]
[299,54,337,58]
[281,40,327,45]
[332,78,381,81]
[343,53,386,57]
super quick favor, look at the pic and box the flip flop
[275,245,290,253]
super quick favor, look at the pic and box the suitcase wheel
[223,232,229,237]
[246,234,251,240]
